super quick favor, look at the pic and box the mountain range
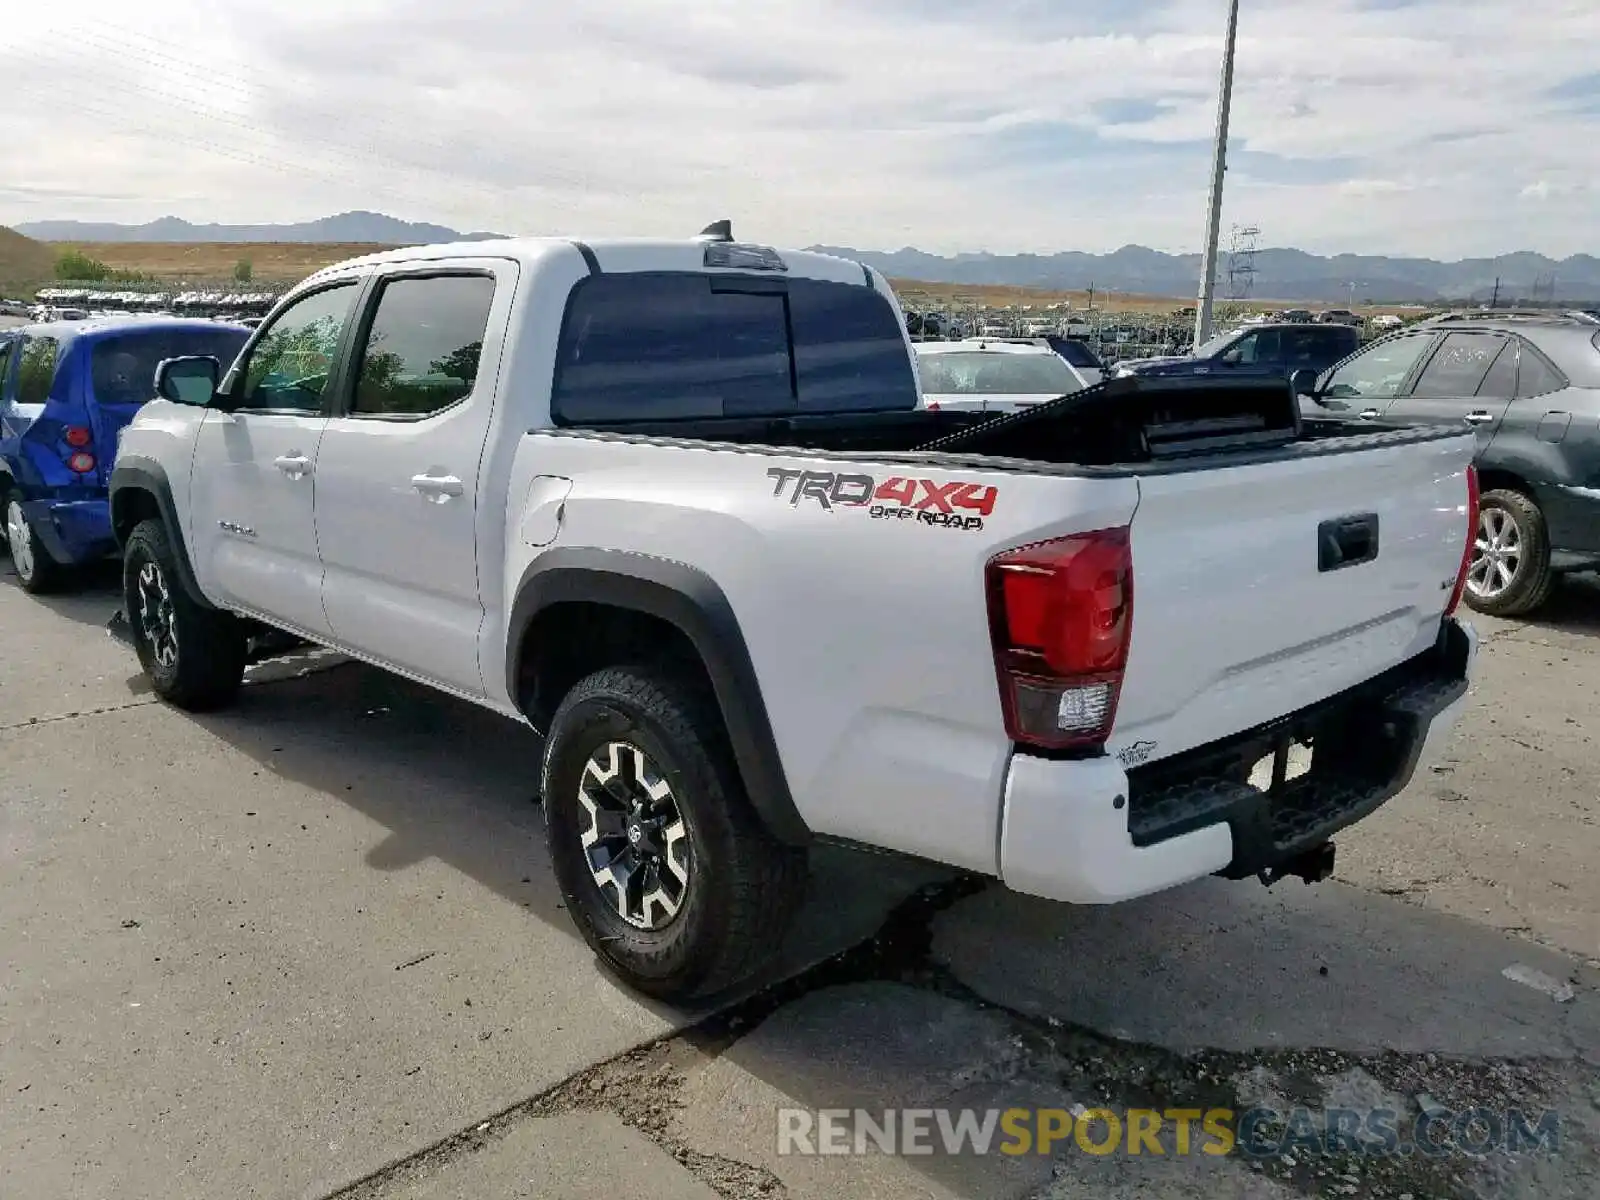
[14,210,506,247]
[13,211,1598,303]
[810,244,1600,305]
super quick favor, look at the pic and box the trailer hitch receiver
[1258,841,1336,888]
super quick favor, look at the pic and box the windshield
[91,328,251,406]
[916,351,1082,396]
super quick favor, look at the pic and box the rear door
[1380,331,1516,455]
[312,262,513,696]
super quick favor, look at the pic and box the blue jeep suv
[1,317,250,593]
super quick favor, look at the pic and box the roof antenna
[697,219,733,243]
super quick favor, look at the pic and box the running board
[105,608,311,665]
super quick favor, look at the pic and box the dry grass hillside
[48,241,393,284]
[0,227,58,294]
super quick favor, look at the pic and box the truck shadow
[186,657,950,1019]
[675,878,1599,1198]
[1488,573,1600,640]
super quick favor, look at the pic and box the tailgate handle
[1319,513,1379,572]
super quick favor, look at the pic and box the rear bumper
[22,497,116,565]
[997,618,1477,904]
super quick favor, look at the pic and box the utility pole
[1193,0,1242,352]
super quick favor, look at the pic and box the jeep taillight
[64,425,93,448]
[1444,463,1479,618]
[985,528,1133,751]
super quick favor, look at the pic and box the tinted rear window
[551,273,916,424]
[916,351,1082,396]
[92,328,251,406]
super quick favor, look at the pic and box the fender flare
[507,548,811,845]
[109,458,216,609]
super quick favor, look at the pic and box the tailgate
[1111,432,1474,765]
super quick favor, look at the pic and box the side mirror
[1220,348,1243,365]
[1290,367,1318,397]
[155,356,220,407]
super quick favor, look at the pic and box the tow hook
[1257,842,1336,888]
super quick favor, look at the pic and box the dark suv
[1113,322,1359,381]
[1296,314,1600,616]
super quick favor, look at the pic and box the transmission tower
[1226,224,1260,301]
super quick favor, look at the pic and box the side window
[1324,333,1435,401]
[0,340,12,404]
[1232,330,1280,364]
[238,283,360,412]
[17,337,61,405]
[552,273,792,423]
[787,279,919,412]
[1475,341,1518,400]
[1410,333,1506,398]
[1516,345,1566,399]
[352,275,496,417]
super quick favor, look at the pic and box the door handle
[1464,411,1495,425]
[412,473,465,501]
[1357,408,1381,421]
[274,453,311,478]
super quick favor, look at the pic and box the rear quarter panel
[506,432,1140,873]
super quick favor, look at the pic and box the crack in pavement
[309,872,1600,1200]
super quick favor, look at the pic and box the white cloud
[0,0,1595,257]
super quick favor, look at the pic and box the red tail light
[1444,463,1479,618]
[66,452,96,474]
[985,528,1133,751]
[63,425,93,448]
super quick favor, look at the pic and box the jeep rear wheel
[542,665,808,1002]
[123,518,247,711]
[5,494,68,595]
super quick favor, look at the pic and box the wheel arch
[109,458,216,609]
[508,548,811,846]
[1475,466,1537,499]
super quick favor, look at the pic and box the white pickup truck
[110,227,1479,1001]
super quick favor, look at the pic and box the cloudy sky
[1,0,1595,259]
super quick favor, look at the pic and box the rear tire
[1464,489,1556,618]
[4,492,70,595]
[541,664,808,1002]
[123,518,247,711]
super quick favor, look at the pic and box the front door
[312,263,511,695]
[1315,330,1439,422]
[1380,330,1517,455]
[188,279,364,635]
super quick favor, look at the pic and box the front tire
[542,665,808,1002]
[4,493,69,595]
[123,519,247,711]
[1464,489,1556,618]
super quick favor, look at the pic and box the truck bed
[515,372,1475,875]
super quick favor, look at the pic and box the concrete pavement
[3,560,1598,1199]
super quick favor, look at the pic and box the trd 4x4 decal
[766,467,997,531]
